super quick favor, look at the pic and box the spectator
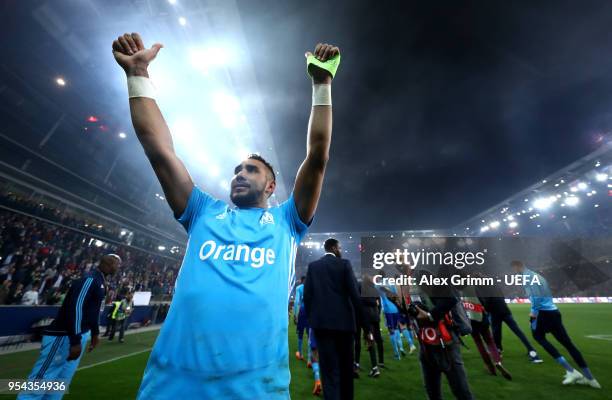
[7,282,24,304]
[0,262,15,281]
[0,185,183,253]
[45,288,65,305]
[21,281,40,305]
[0,279,12,304]
[0,208,182,304]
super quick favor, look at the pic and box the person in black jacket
[358,276,385,377]
[304,238,363,400]
[475,279,542,363]
[19,254,121,399]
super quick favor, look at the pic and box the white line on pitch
[77,348,152,371]
[586,334,612,341]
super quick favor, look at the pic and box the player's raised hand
[306,43,340,63]
[305,43,340,84]
[112,33,163,76]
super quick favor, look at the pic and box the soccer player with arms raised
[112,32,340,399]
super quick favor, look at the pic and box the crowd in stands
[0,186,183,253]
[1,185,609,309]
[0,208,181,306]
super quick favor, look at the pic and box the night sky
[240,0,612,232]
[2,0,612,234]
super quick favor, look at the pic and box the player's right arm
[112,33,193,216]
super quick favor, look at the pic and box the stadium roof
[2,0,612,234]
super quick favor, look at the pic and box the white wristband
[127,76,156,99]
[312,84,331,106]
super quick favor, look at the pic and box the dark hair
[324,238,339,252]
[248,154,276,181]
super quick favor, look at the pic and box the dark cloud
[239,0,612,232]
[2,0,611,234]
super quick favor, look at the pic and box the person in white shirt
[21,282,40,306]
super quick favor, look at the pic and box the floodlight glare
[189,46,232,73]
[565,196,579,206]
[213,91,241,128]
[209,164,221,178]
[533,197,554,210]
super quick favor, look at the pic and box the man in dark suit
[304,238,362,400]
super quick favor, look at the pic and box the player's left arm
[86,281,105,352]
[293,43,340,223]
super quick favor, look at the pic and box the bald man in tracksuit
[19,255,120,399]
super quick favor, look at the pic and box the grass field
[0,304,610,399]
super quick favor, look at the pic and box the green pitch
[0,304,610,399]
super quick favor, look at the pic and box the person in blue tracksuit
[18,254,121,399]
[376,284,403,360]
[293,276,310,361]
[511,260,600,389]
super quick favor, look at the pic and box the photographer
[408,270,474,400]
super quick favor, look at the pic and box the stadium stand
[0,207,180,307]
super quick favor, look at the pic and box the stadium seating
[0,208,180,306]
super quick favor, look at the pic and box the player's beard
[230,187,262,208]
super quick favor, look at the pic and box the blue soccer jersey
[377,285,399,314]
[293,283,304,315]
[137,186,309,399]
[523,267,558,316]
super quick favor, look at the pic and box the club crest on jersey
[260,211,275,226]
